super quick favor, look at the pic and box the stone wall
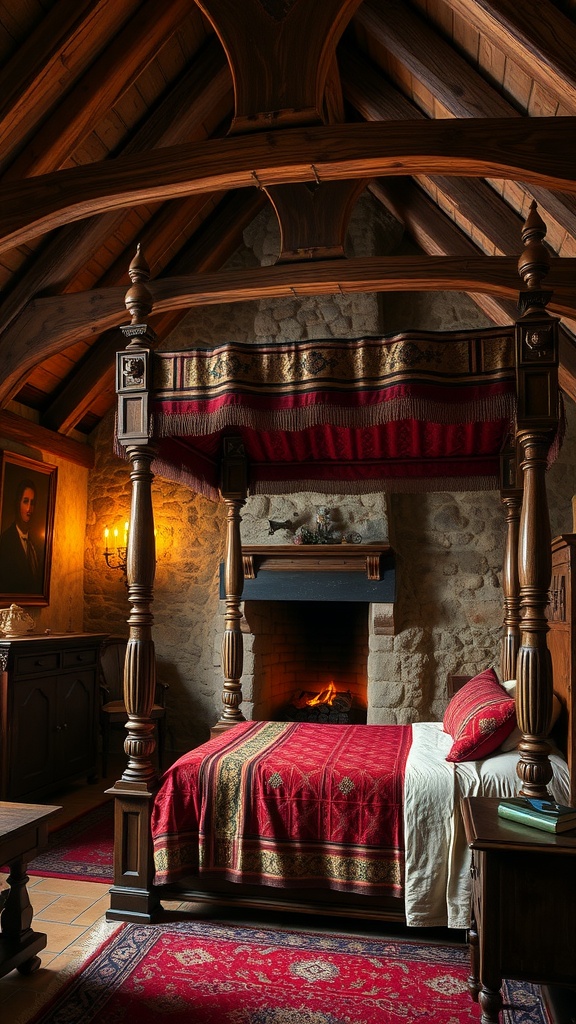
[83,191,576,756]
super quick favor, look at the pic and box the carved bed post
[499,446,522,683]
[514,203,559,799]
[212,437,248,736]
[107,247,161,922]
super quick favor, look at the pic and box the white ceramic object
[0,603,35,637]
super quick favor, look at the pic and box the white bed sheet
[403,721,570,929]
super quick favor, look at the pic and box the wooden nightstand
[461,796,576,1023]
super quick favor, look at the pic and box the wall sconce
[103,522,129,583]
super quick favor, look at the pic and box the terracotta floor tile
[35,893,98,923]
[28,890,60,914]
[32,877,110,898]
[41,920,88,954]
[72,893,113,926]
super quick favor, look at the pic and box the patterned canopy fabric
[148,329,517,499]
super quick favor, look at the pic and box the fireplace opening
[243,599,368,723]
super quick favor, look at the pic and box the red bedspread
[152,721,412,895]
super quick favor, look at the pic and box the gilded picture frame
[0,452,58,607]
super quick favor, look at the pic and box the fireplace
[244,598,369,721]
[221,544,396,723]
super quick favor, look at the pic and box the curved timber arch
[1,120,576,253]
[1,254,576,407]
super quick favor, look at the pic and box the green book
[497,798,576,833]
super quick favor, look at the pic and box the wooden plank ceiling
[1,0,576,463]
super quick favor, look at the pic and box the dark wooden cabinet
[462,796,576,1023]
[0,634,107,801]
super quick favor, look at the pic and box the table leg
[0,856,46,977]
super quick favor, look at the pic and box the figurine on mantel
[293,507,362,545]
[267,506,365,544]
[0,603,35,637]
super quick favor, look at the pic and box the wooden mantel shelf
[241,544,391,581]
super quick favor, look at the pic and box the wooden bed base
[106,205,571,925]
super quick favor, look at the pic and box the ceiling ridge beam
[1,119,576,252]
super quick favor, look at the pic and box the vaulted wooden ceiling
[1,0,576,467]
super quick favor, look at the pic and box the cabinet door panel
[12,680,55,798]
[56,671,97,781]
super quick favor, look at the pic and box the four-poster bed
[106,205,573,930]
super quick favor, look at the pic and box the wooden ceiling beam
[342,51,530,256]
[345,54,576,398]
[43,190,265,434]
[1,118,576,252]
[0,0,142,172]
[1,253,575,409]
[4,0,194,180]
[199,0,361,132]
[354,0,512,118]
[0,409,94,468]
[0,39,232,338]
[441,0,576,108]
[265,180,367,261]
[351,0,576,238]
[368,177,516,322]
[149,189,267,336]
[369,176,576,404]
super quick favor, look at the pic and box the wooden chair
[98,635,168,777]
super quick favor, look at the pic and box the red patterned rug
[28,919,550,1024]
[27,802,114,883]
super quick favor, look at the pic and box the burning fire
[306,681,336,707]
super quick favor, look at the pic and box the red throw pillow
[443,668,517,763]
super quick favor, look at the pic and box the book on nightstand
[497,797,576,833]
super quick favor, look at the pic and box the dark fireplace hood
[219,544,395,604]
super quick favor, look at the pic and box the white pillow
[499,679,561,752]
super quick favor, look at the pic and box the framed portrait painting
[0,452,57,606]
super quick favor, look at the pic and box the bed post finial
[514,205,559,800]
[517,201,552,316]
[125,244,154,331]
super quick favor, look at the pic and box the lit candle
[113,527,119,550]
[104,527,109,554]
[124,521,129,546]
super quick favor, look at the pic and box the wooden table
[461,796,576,1023]
[0,801,62,977]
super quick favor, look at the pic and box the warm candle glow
[124,521,129,545]
[104,526,109,553]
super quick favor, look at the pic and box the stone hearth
[221,545,396,722]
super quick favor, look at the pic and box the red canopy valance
[146,330,517,499]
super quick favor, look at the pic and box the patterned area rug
[27,801,113,882]
[27,919,550,1024]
